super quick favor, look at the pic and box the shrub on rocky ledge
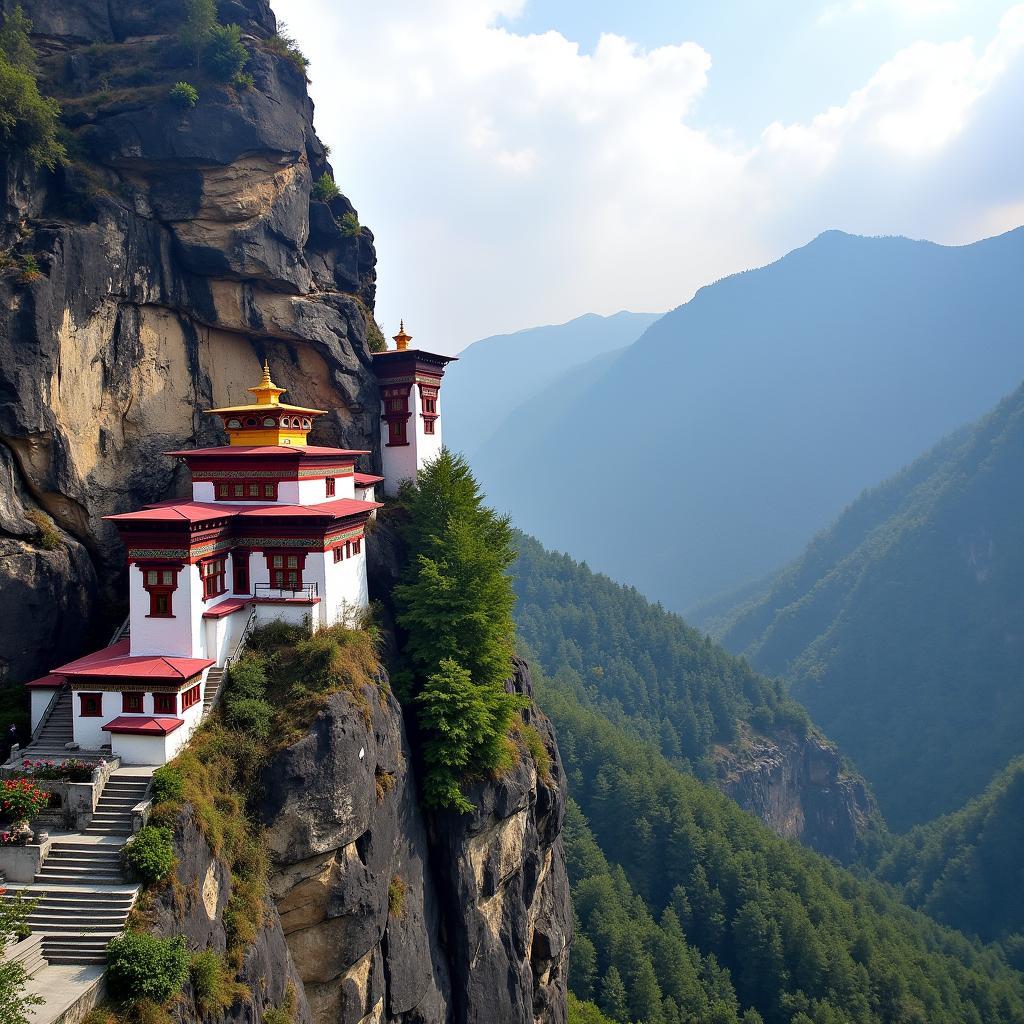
[312,172,341,203]
[106,931,189,1003]
[169,81,198,108]
[122,826,176,886]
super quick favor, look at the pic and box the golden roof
[393,320,412,352]
[206,361,327,416]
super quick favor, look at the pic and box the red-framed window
[387,417,407,446]
[325,476,336,497]
[154,692,176,715]
[141,565,179,618]
[333,544,345,563]
[419,384,439,435]
[352,538,362,555]
[79,693,102,717]
[200,557,227,600]
[267,552,305,590]
[232,551,250,594]
[181,684,201,711]
[216,480,278,501]
[122,692,144,714]
[423,418,435,435]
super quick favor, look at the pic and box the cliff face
[254,657,570,1024]
[155,658,570,1024]
[0,0,379,683]
[716,725,877,861]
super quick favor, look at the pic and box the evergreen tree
[179,0,217,66]
[599,966,630,1023]
[0,6,34,71]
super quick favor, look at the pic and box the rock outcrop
[0,0,380,683]
[255,657,571,1024]
[716,725,878,862]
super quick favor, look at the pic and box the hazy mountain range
[460,227,1024,612]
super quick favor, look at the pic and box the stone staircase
[84,774,149,837]
[12,689,107,765]
[203,666,225,716]
[3,770,149,966]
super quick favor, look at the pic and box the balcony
[253,582,319,602]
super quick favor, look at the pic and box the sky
[285,0,1024,351]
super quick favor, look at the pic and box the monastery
[22,326,455,766]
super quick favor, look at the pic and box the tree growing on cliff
[180,0,216,66]
[0,6,64,170]
[395,449,524,809]
[0,889,43,1024]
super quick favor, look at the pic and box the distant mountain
[443,311,660,458]
[471,227,1024,612]
[715,382,1024,830]
[512,532,880,862]
[874,756,1024,957]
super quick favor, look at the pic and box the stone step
[31,923,124,936]
[35,870,125,884]
[17,896,135,910]
[29,910,129,923]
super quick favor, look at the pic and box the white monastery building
[24,327,454,766]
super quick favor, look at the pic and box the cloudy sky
[286,0,1024,350]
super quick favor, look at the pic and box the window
[154,692,176,715]
[233,551,250,594]
[201,558,227,600]
[122,692,144,714]
[227,418,242,429]
[334,545,344,563]
[142,565,178,617]
[79,693,102,717]
[387,418,407,445]
[181,684,201,711]
[352,538,361,555]
[269,553,303,590]
[423,418,435,435]
[233,483,244,498]
[263,417,276,427]
[216,482,228,499]
[325,477,336,497]
[263,482,277,499]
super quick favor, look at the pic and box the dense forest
[712,383,1024,829]
[873,757,1024,959]
[542,673,1024,1024]
[511,532,810,779]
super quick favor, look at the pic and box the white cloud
[285,1,1024,349]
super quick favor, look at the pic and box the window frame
[154,692,177,715]
[140,563,180,618]
[122,692,144,714]
[79,692,103,718]
[200,557,228,601]
[181,684,201,711]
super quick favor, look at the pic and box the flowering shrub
[0,829,30,846]
[0,778,49,822]
[19,757,99,782]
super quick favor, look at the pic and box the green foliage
[203,24,249,83]
[397,450,518,692]
[416,659,526,811]
[263,26,309,74]
[519,722,552,782]
[875,756,1024,951]
[717,383,1024,829]
[312,172,341,203]
[366,318,387,353]
[542,670,1024,1024]
[189,949,247,1014]
[339,211,360,237]
[0,778,48,821]
[395,450,523,810]
[122,826,176,886]
[232,70,254,90]
[567,995,618,1024]
[106,931,189,1003]
[169,81,198,108]
[25,507,60,548]
[0,890,42,1024]
[512,532,809,780]
[0,6,34,71]
[0,7,64,170]
[179,0,216,64]
[150,765,183,804]
[224,695,273,740]
[388,875,407,918]
[261,983,298,1024]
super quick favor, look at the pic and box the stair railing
[29,686,67,746]
[108,614,130,646]
[205,605,258,717]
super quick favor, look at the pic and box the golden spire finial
[248,359,286,407]
[393,320,412,352]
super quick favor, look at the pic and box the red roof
[25,673,66,689]
[354,473,384,486]
[103,716,184,736]
[55,641,213,682]
[165,445,370,458]
[202,597,251,620]
[106,497,381,526]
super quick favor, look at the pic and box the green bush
[169,81,198,108]
[106,931,189,1003]
[388,875,407,918]
[151,765,183,804]
[224,696,273,740]
[203,24,248,82]
[190,949,246,1013]
[25,507,60,547]
[339,211,360,237]
[264,27,309,74]
[232,70,254,90]
[179,0,216,65]
[312,172,341,203]
[227,656,268,701]
[0,6,63,167]
[122,826,176,886]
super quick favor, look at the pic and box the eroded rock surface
[0,0,379,681]
[257,660,571,1024]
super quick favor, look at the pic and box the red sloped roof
[165,445,370,458]
[25,673,66,689]
[55,640,213,681]
[238,498,382,519]
[103,716,184,735]
[106,496,381,526]
[354,473,385,486]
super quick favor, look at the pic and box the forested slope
[542,675,1024,1024]
[874,757,1024,958]
[715,383,1024,829]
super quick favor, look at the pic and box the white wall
[130,565,195,658]
[111,732,171,766]
[30,690,60,734]
[354,484,376,504]
[254,602,313,629]
[321,544,369,626]
[414,382,443,466]
[72,690,118,750]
